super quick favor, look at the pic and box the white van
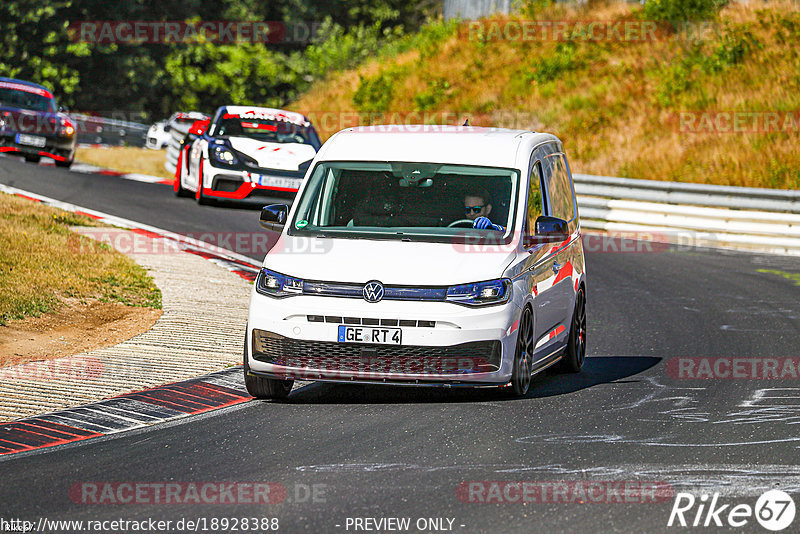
[245,125,586,399]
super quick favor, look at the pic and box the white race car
[174,106,321,203]
[145,120,170,149]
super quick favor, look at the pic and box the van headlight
[256,268,304,298]
[446,279,512,306]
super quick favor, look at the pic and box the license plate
[253,174,300,190]
[16,134,46,148]
[337,325,402,345]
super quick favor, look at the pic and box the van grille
[306,316,435,328]
[252,330,501,375]
[301,280,447,301]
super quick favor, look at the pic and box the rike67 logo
[668,490,795,531]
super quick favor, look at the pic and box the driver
[464,188,505,231]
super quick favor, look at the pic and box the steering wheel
[448,218,475,228]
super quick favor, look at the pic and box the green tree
[1,0,441,118]
[0,0,85,107]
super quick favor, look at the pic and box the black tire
[174,146,192,197]
[174,179,191,197]
[196,186,210,205]
[174,169,191,197]
[24,155,41,163]
[558,286,586,373]
[506,306,534,397]
[195,158,211,205]
[243,337,293,400]
[55,157,73,168]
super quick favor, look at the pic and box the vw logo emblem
[363,281,384,303]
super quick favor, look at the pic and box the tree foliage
[0,0,439,118]
[642,0,730,26]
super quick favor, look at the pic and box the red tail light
[59,117,76,136]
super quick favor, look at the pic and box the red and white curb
[0,183,260,282]
[0,367,249,457]
[0,185,270,456]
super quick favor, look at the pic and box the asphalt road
[2,156,799,533]
[0,156,284,258]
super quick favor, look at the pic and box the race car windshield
[290,161,519,243]
[212,117,320,147]
[0,88,55,112]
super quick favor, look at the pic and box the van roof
[319,126,558,168]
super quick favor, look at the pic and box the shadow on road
[203,196,295,211]
[281,356,661,405]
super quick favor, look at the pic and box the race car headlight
[256,268,304,298]
[445,279,512,306]
[210,145,239,166]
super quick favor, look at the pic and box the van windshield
[290,161,519,242]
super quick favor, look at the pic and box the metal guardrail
[574,173,800,213]
[72,113,149,147]
[441,0,648,21]
[573,174,800,255]
[443,0,511,20]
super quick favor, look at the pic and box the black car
[0,77,76,167]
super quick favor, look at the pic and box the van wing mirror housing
[260,204,289,231]
[525,215,569,246]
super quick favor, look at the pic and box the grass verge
[292,1,800,189]
[0,192,162,326]
[75,146,174,181]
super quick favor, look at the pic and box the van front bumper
[246,293,521,386]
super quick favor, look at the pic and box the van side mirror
[535,215,568,237]
[260,204,288,231]
[524,216,569,247]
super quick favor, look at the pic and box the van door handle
[552,261,561,273]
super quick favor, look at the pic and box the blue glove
[473,217,504,231]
